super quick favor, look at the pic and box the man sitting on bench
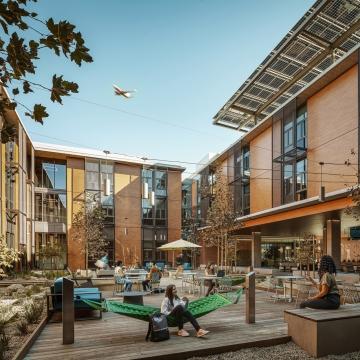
[300,255,340,310]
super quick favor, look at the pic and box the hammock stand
[83,289,242,327]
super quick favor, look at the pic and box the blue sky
[16,0,314,176]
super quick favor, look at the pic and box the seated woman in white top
[161,284,209,337]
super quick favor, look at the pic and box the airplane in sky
[113,84,136,98]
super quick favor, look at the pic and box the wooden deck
[26,289,293,360]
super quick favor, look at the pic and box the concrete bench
[284,304,360,358]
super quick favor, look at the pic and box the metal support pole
[62,277,74,344]
[246,271,255,324]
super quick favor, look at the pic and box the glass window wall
[35,159,66,190]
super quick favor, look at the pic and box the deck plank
[26,289,292,360]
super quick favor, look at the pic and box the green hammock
[83,289,242,327]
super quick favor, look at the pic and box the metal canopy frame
[213,0,360,131]
[273,146,307,164]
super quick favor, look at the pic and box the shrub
[16,320,28,335]
[31,285,42,294]
[0,305,17,334]
[23,299,44,324]
[0,333,10,360]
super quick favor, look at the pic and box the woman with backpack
[161,284,210,337]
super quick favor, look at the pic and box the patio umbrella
[157,239,202,268]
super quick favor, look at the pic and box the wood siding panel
[67,157,85,270]
[250,126,272,213]
[168,171,182,243]
[307,65,358,198]
[114,164,141,265]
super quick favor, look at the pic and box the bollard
[246,271,255,324]
[62,277,74,344]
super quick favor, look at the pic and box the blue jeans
[124,279,132,291]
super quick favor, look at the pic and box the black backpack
[146,312,170,342]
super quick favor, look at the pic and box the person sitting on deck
[114,261,132,292]
[205,263,216,297]
[161,284,210,337]
[142,264,162,291]
[300,255,340,310]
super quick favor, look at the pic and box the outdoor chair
[149,271,161,292]
[48,277,102,320]
[294,280,317,307]
[182,273,200,294]
[265,276,285,302]
[342,283,360,304]
[113,275,125,295]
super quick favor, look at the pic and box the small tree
[0,236,22,278]
[204,167,239,269]
[294,234,322,276]
[38,242,64,270]
[182,215,201,267]
[72,203,108,274]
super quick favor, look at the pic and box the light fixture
[150,191,155,206]
[105,178,111,196]
[143,182,149,199]
[103,150,111,196]
[319,162,325,202]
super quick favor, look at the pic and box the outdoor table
[181,272,198,294]
[275,275,304,302]
[198,276,223,296]
[116,291,150,305]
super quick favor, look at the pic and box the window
[155,198,167,226]
[284,121,293,153]
[242,183,250,214]
[85,159,114,223]
[155,171,167,196]
[296,159,307,200]
[283,164,294,203]
[35,193,67,223]
[142,168,168,226]
[35,159,66,190]
[242,147,250,176]
[296,106,307,149]
[234,149,241,179]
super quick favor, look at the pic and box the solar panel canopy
[213,0,360,132]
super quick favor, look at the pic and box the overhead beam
[230,104,256,115]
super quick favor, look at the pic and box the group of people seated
[114,260,163,292]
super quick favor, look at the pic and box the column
[326,220,341,269]
[251,232,261,268]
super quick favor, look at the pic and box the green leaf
[22,80,32,93]
[51,74,79,104]
[25,104,48,124]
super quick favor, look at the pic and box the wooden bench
[284,304,360,358]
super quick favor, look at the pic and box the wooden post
[246,271,255,324]
[62,277,74,344]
